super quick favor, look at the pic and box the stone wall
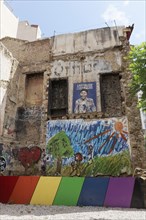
[0,26,145,176]
[0,42,18,136]
[1,37,51,71]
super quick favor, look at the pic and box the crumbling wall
[0,43,18,137]
[15,73,43,142]
[0,37,52,169]
[45,29,123,117]
[2,66,20,140]
[120,39,145,169]
[0,26,145,176]
[1,37,51,70]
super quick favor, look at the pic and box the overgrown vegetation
[127,42,146,111]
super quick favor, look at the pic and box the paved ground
[0,204,146,220]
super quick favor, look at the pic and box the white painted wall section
[0,43,18,135]
[17,21,42,42]
[0,0,19,38]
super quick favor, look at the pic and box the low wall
[0,176,144,208]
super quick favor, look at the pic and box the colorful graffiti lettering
[46,117,132,176]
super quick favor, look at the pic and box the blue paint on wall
[77,177,110,206]
[45,118,131,176]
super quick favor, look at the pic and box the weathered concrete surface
[0,204,146,220]
[0,26,145,176]
[0,42,18,136]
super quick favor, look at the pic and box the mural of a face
[80,90,88,100]
[73,82,97,114]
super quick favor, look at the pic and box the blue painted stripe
[77,177,110,206]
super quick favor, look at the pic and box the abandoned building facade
[0,25,145,177]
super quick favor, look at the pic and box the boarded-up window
[100,74,122,117]
[49,79,68,116]
[25,73,43,106]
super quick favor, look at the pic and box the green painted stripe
[53,177,85,206]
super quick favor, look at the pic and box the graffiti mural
[16,106,42,120]
[73,82,96,114]
[18,146,42,169]
[46,117,132,176]
[0,143,42,174]
[3,116,16,138]
[0,144,13,169]
[0,156,6,172]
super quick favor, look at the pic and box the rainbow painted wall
[0,176,144,208]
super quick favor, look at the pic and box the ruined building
[0,25,145,178]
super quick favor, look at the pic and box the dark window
[48,79,68,117]
[100,74,122,117]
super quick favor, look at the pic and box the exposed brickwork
[0,26,145,176]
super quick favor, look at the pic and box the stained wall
[0,26,145,176]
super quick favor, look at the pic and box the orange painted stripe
[8,176,40,204]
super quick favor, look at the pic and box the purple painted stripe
[104,177,135,208]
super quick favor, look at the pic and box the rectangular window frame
[25,72,44,107]
[48,78,68,118]
[100,73,122,117]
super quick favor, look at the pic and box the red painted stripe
[0,176,19,203]
[8,176,40,204]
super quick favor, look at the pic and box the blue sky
[7,0,146,45]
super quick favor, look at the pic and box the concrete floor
[0,204,146,220]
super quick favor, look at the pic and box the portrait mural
[45,117,132,177]
[73,82,96,114]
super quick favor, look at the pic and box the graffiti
[93,59,112,73]
[0,156,6,172]
[0,143,42,174]
[51,58,117,79]
[72,64,80,75]
[0,144,13,166]
[54,63,64,76]
[41,149,54,174]
[73,82,97,114]
[84,63,92,73]
[3,116,16,137]
[0,143,3,155]
[51,59,114,78]
[46,117,131,176]
[17,106,42,120]
[18,146,42,168]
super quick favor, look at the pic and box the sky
[6,0,146,45]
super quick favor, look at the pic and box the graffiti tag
[0,156,6,172]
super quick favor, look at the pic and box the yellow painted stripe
[30,177,62,205]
